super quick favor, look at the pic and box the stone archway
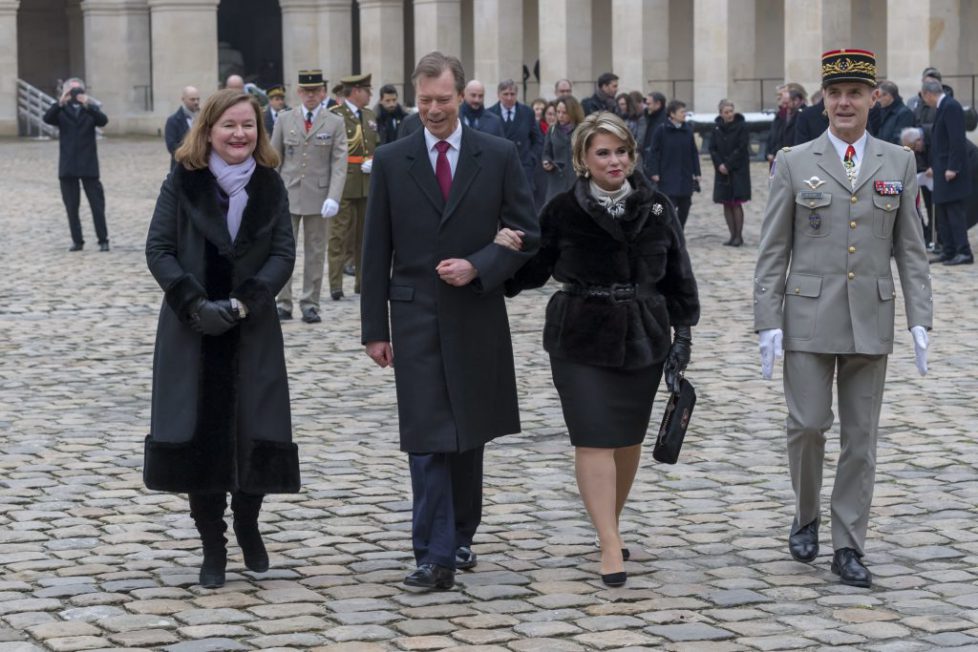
[217,0,282,88]
[17,0,83,97]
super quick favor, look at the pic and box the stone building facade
[3,0,977,136]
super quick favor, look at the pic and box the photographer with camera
[43,78,110,252]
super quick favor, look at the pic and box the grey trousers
[277,214,328,312]
[784,351,888,555]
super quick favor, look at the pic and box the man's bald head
[225,75,245,91]
[181,86,200,113]
[464,80,486,110]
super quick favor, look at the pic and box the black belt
[561,283,650,303]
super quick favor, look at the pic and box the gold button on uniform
[850,196,858,204]
[794,288,800,294]
[848,272,855,280]
[850,221,857,229]
[886,203,892,210]
[809,201,816,207]
[849,246,856,254]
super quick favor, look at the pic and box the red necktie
[434,140,452,201]
[844,144,855,164]
[304,110,313,133]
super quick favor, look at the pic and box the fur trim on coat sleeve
[230,277,275,318]
[164,273,207,323]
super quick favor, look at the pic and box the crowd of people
[39,45,961,597]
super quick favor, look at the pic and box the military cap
[266,84,286,98]
[297,69,326,88]
[821,49,876,88]
[341,73,372,89]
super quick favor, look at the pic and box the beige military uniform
[270,106,347,313]
[754,131,932,554]
[327,101,379,295]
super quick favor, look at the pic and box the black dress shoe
[69,243,83,252]
[831,548,872,588]
[601,571,627,587]
[99,242,110,252]
[330,290,344,301]
[404,563,454,590]
[277,307,292,320]
[301,307,322,323]
[943,254,974,266]
[455,546,477,570]
[930,254,953,264]
[788,519,819,562]
[343,263,355,276]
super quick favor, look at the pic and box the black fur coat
[144,164,299,494]
[508,174,699,368]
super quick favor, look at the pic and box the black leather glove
[190,299,236,336]
[663,325,692,394]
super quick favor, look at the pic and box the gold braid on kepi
[821,49,876,87]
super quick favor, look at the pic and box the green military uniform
[327,73,379,297]
[754,50,932,567]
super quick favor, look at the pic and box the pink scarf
[208,151,256,242]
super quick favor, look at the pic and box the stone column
[692,0,729,113]
[66,0,85,80]
[148,0,219,118]
[537,0,588,100]
[886,0,929,100]
[784,0,853,96]
[82,0,152,131]
[358,0,404,95]
[0,0,18,136]
[929,0,960,80]
[473,0,522,102]
[414,0,462,60]
[612,0,668,97]
[318,0,353,92]
[727,0,757,110]
[280,0,320,97]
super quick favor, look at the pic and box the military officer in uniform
[270,69,348,323]
[754,49,932,588]
[328,73,378,300]
[263,84,288,135]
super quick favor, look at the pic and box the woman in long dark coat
[145,90,298,589]
[542,95,585,203]
[648,100,701,229]
[709,99,751,246]
[501,113,700,587]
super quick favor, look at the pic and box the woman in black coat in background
[145,90,298,589]
[709,99,751,246]
[648,100,701,229]
[501,113,700,587]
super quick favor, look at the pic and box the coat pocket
[872,194,900,239]
[795,192,832,238]
[389,285,415,302]
[877,276,895,342]
[783,273,822,340]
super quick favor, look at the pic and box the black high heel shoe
[622,548,630,561]
[601,571,627,587]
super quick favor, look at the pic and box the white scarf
[590,179,633,218]
[208,150,256,242]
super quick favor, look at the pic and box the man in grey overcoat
[754,49,932,588]
[361,51,539,591]
[270,69,347,323]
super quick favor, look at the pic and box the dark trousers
[921,187,937,246]
[669,195,692,229]
[408,446,484,569]
[936,199,972,258]
[60,176,108,245]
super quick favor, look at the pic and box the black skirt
[550,356,665,448]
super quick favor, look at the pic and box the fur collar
[572,172,662,242]
[171,164,284,258]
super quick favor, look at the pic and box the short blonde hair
[175,89,280,170]
[570,111,637,177]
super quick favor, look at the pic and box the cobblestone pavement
[1,137,977,652]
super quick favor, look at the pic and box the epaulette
[903,145,912,151]
[782,146,791,152]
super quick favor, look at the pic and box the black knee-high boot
[189,493,227,588]
[231,491,268,573]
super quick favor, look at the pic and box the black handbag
[652,376,696,464]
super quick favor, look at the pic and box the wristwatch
[229,298,247,319]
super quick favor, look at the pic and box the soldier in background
[263,84,288,135]
[327,73,378,300]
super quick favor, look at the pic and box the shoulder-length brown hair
[556,95,585,127]
[175,89,280,170]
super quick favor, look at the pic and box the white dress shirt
[303,104,323,123]
[826,128,868,183]
[344,99,362,120]
[424,120,463,178]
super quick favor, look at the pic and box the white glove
[360,158,373,174]
[759,328,783,380]
[911,325,928,376]
[321,198,339,218]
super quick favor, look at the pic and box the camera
[69,87,83,99]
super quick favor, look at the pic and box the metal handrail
[17,79,58,139]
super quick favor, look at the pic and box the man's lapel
[407,130,446,214]
[442,127,482,225]
[812,131,855,191]
[852,135,883,193]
